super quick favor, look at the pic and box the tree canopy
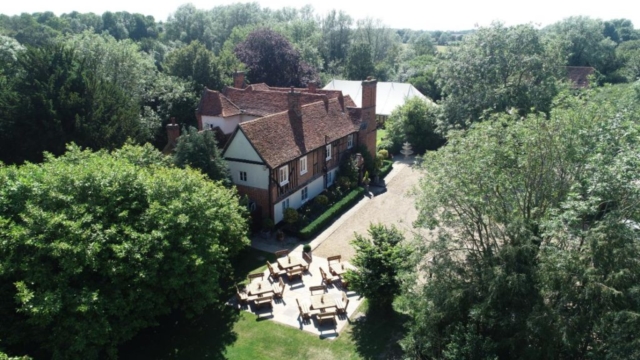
[0,144,249,359]
[437,22,563,131]
[401,85,640,359]
[234,27,318,87]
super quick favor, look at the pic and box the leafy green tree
[401,85,640,359]
[410,32,436,57]
[234,27,317,87]
[438,22,563,130]
[319,10,352,69]
[173,127,231,185]
[0,144,249,359]
[545,16,618,74]
[343,224,409,312]
[345,43,375,80]
[385,97,444,154]
[164,40,223,91]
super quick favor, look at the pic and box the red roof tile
[195,88,241,117]
[566,66,595,88]
[239,97,359,168]
[222,86,334,117]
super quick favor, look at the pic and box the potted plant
[363,170,371,191]
[261,218,274,239]
[276,228,285,241]
[303,244,312,262]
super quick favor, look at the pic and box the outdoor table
[277,255,305,270]
[310,294,336,312]
[330,261,356,276]
[249,280,273,296]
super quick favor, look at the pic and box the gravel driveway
[312,157,427,261]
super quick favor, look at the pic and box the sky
[3,0,640,31]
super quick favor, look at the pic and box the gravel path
[312,158,427,261]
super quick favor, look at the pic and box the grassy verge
[376,129,387,146]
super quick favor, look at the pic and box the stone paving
[230,254,363,338]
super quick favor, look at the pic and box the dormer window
[279,165,289,186]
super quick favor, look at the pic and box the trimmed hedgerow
[299,187,365,239]
[378,160,393,179]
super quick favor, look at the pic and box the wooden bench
[297,298,311,320]
[335,292,349,314]
[316,311,336,325]
[287,266,304,280]
[248,272,265,282]
[309,285,327,295]
[253,295,273,309]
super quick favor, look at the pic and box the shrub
[303,244,312,253]
[300,188,365,239]
[379,160,393,179]
[338,176,352,190]
[315,194,329,207]
[283,207,299,226]
[378,149,389,159]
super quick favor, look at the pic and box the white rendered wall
[224,130,263,163]
[273,175,325,224]
[227,161,269,189]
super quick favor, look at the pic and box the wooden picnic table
[248,280,273,296]
[310,294,336,311]
[277,255,305,270]
[330,261,356,276]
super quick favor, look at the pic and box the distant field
[436,45,448,53]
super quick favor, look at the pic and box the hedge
[378,160,393,179]
[299,187,365,239]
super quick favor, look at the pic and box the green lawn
[226,301,406,360]
[376,129,387,146]
[119,248,407,360]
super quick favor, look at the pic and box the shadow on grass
[349,309,409,360]
[118,304,240,360]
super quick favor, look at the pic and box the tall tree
[345,43,374,80]
[400,86,640,359]
[438,22,563,131]
[164,40,223,91]
[0,144,249,359]
[234,27,317,87]
[384,97,444,154]
[173,127,231,185]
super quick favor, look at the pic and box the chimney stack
[288,87,302,118]
[307,81,317,93]
[233,70,245,89]
[166,117,180,146]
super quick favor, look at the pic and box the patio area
[230,252,363,339]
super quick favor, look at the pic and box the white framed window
[327,171,333,186]
[347,134,354,149]
[325,144,332,160]
[299,156,308,175]
[239,171,247,182]
[281,198,289,213]
[279,165,289,186]
[301,187,308,202]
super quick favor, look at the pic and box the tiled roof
[239,98,359,168]
[223,86,333,117]
[566,66,595,88]
[195,88,241,117]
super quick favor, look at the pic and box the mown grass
[376,129,387,146]
[120,247,408,360]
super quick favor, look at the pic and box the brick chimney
[359,77,377,160]
[288,86,302,118]
[307,81,317,93]
[233,70,245,89]
[166,117,180,146]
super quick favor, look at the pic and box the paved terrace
[230,254,363,338]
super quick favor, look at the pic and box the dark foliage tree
[234,27,317,87]
[345,43,375,80]
[173,127,231,185]
[0,144,249,359]
[164,40,223,91]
